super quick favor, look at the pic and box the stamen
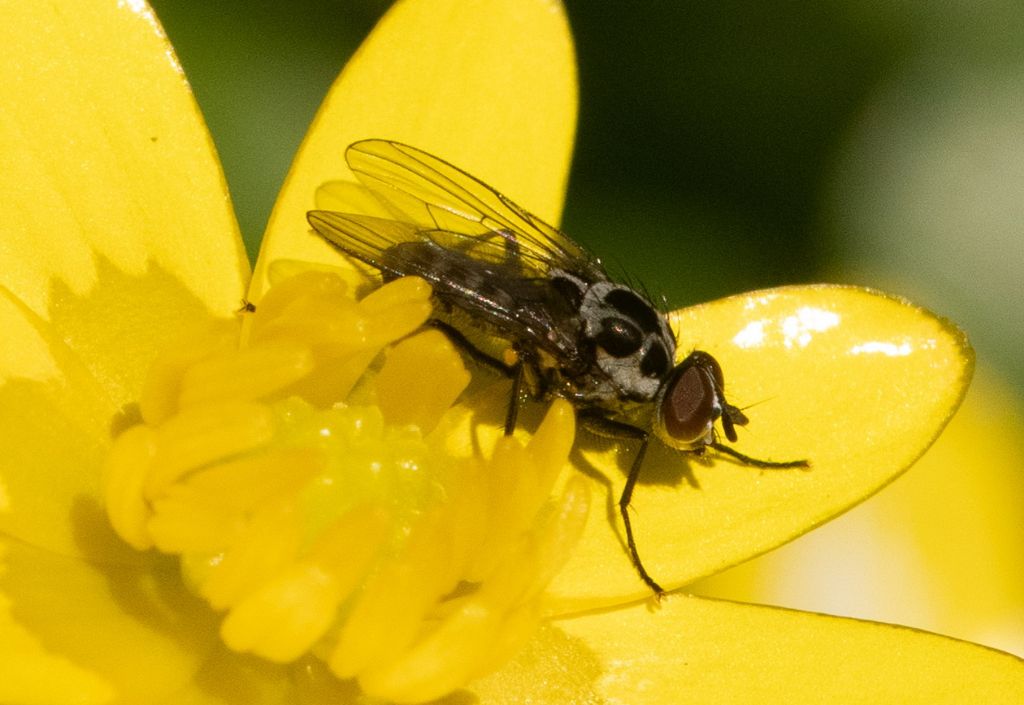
[102,269,587,702]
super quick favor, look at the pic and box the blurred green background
[149,0,1024,388]
[148,0,1023,653]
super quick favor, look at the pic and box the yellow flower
[0,2,1020,705]
[101,267,587,702]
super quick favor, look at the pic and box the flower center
[102,267,589,702]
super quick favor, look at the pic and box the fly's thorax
[575,280,676,402]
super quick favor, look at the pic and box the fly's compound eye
[661,363,717,444]
[595,316,643,357]
[690,350,725,391]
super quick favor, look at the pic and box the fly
[307,140,809,596]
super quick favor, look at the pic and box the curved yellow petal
[469,595,1024,704]
[0,0,248,405]
[0,549,113,705]
[695,367,1024,656]
[550,285,972,606]
[1,538,311,704]
[0,288,133,557]
[252,0,577,298]
[0,540,219,704]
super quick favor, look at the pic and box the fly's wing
[344,139,607,281]
[307,210,423,279]
[307,210,575,345]
[307,210,550,280]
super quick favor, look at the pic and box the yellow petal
[550,285,972,606]
[0,540,219,704]
[468,595,1024,704]
[695,366,1024,656]
[0,549,113,705]
[0,291,135,558]
[1,541,304,705]
[0,0,248,406]
[252,0,577,298]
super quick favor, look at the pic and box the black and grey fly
[307,139,808,596]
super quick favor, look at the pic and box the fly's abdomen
[382,241,520,315]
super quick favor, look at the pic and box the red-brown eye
[660,364,715,443]
[695,350,725,392]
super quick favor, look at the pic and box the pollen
[101,268,588,702]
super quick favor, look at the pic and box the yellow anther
[102,424,158,550]
[102,270,586,703]
[375,329,471,432]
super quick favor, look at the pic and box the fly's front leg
[619,435,665,596]
[709,441,810,469]
[579,412,665,597]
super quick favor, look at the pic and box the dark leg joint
[427,318,524,437]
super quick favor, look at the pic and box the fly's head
[653,350,749,451]
[577,281,676,402]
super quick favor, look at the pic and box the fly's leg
[619,435,664,596]
[427,319,527,437]
[579,412,665,597]
[709,442,809,469]
[468,228,524,432]
[492,228,521,265]
[505,361,525,436]
[428,320,513,376]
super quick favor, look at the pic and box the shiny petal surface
[550,285,972,606]
[252,0,577,298]
[695,368,1024,656]
[469,595,1024,704]
[0,0,248,407]
[0,2,253,701]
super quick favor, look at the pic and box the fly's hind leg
[461,228,524,434]
[504,361,527,436]
[428,319,513,376]
[427,319,525,437]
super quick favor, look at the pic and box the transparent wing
[345,139,606,280]
[306,210,572,342]
[306,210,423,278]
[307,211,555,277]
